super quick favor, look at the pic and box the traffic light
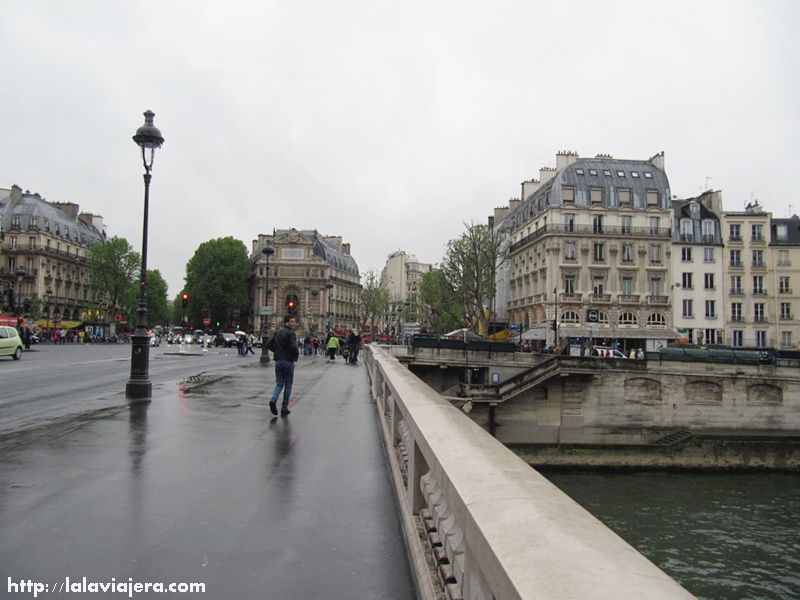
[182,293,189,308]
[286,299,296,315]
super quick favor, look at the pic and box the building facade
[0,185,106,329]
[250,228,360,336]
[379,250,432,333]
[770,216,800,350]
[496,151,676,352]
[671,190,725,345]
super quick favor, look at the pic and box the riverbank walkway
[0,354,416,599]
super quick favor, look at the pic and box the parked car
[215,332,238,347]
[0,326,24,360]
[592,346,628,359]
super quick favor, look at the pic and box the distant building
[379,250,432,331]
[671,190,725,345]
[0,184,106,329]
[770,215,800,350]
[250,228,360,335]
[494,150,675,351]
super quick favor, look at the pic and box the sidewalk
[0,354,416,599]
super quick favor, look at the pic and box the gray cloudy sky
[2,0,798,297]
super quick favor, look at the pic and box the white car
[592,347,628,359]
[0,326,23,360]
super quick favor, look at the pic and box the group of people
[265,318,363,419]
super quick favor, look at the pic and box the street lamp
[15,266,26,328]
[260,243,274,365]
[325,279,334,332]
[126,110,164,400]
[553,286,559,351]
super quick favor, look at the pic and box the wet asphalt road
[0,351,416,599]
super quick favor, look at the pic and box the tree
[145,270,170,327]
[439,222,507,336]
[359,269,389,337]
[184,237,252,330]
[87,236,140,334]
[419,268,461,334]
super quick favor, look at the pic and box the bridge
[0,346,696,599]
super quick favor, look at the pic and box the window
[754,303,765,322]
[704,273,715,290]
[782,331,792,347]
[9,235,17,249]
[650,245,662,264]
[590,187,603,204]
[564,241,576,260]
[588,169,598,176]
[704,247,714,262]
[729,224,741,240]
[618,189,631,205]
[682,272,693,289]
[621,244,634,262]
[681,247,693,261]
[564,275,576,295]
[562,310,580,323]
[644,172,653,178]
[702,220,715,239]
[621,276,634,295]
[649,217,660,235]
[780,303,792,320]
[730,249,742,267]
[563,186,575,202]
[621,215,632,234]
[682,299,693,317]
[575,168,585,175]
[732,330,743,347]
[778,250,790,266]
[603,169,612,177]
[592,277,605,295]
[755,331,767,347]
[752,249,764,267]
[647,313,666,326]
[752,224,763,242]
[620,312,638,325]
[779,276,790,293]
[705,300,716,318]
[650,277,663,296]
[30,216,38,229]
[731,303,742,322]
[564,213,575,232]
[593,215,604,233]
[646,190,659,206]
[617,170,626,177]
[593,243,605,261]
[753,276,764,294]
[776,224,788,240]
[631,171,640,178]
[11,215,20,228]
[680,219,693,240]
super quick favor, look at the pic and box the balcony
[648,295,669,305]
[729,288,743,296]
[618,294,640,304]
[729,261,743,269]
[679,234,694,242]
[560,293,582,303]
[509,223,672,253]
[779,288,792,294]
[731,315,744,322]
[701,234,717,243]
[589,293,611,303]
[752,261,766,269]
[753,316,768,323]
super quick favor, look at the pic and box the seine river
[541,470,799,600]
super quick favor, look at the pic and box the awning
[521,328,548,340]
[39,320,83,329]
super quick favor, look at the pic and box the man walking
[269,315,299,417]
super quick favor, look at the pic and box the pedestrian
[246,334,255,355]
[268,315,299,417]
[629,348,636,359]
[326,332,340,361]
[636,348,645,360]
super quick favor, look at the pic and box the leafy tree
[359,269,389,337]
[145,270,170,327]
[419,268,461,334]
[184,237,252,330]
[87,236,140,333]
[439,222,507,336]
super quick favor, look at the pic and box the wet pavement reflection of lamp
[126,110,164,400]
[260,243,274,365]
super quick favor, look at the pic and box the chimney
[539,166,557,184]
[55,202,80,219]
[10,184,22,207]
[521,179,541,202]
[342,243,350,255]
[648,151,665,171]
[555,150,579,170]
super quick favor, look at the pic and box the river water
[541,470,800,600]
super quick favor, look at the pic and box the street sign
[586,309,599,323]
[259,306,273,316]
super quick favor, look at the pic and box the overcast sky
[1,0,798,297]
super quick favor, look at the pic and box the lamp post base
[126,380,153,399]
[260,335,271,365]
[126,332,152,399]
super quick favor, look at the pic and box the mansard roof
[260,228,359,275]
[0,188,105,246]
[510,156,671,228]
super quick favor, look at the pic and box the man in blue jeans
[268,315,299,417]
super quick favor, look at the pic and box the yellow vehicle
[0,326,23,360]
[487,321,512,341]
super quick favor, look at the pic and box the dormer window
[588,169,598,176]
[690,202,700,216]
[575,168,585,175]
[562,186,575,203]
[631,171,640,178]
[617,170,626,177]
[603,169,612,177]
[643,172,653,178]
[776,224,788,240]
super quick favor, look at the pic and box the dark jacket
[271,326,299,362]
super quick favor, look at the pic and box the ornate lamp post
[260,243,274,365]
[325,279,334,332]
[15,266,27,328]
[126,110,164,399]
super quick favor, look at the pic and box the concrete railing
[365,344,695,600]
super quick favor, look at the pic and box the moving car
[592,346,628,359]
[0,326,24,360]
[214,332,238,347]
